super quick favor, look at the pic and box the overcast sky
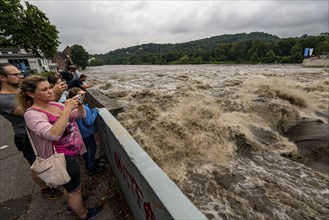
[28,0,328,54]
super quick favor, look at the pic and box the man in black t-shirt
[68,74,93,90]
[60,66,74,84]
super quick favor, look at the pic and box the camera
[77,94,84,103]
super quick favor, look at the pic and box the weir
[302,58,329,67]
[86,89,207,220]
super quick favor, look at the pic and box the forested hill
[91,32,328,65]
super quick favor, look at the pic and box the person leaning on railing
[68,74,93,90]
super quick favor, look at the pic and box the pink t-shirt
[24,102,86,159]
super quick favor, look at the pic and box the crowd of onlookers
[0,63,103,220]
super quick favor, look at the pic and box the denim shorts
[62,155,82,193]
[14,134,36,166]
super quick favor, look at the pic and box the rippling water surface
[85,64,329,219]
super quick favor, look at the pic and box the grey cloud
[28,0,328,54]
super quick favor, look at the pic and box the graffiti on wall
[114,151,156,220]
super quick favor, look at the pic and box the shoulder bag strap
[25,126,57,157]
[25,126,39,156]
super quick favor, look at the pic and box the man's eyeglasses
[5,73,23,77]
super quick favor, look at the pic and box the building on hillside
[0,48,57,75]
[51,46,72,71]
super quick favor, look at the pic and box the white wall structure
[0,48,55,74]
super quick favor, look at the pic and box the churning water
[85,64,329,219]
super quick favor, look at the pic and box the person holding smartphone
[17,76,103,220]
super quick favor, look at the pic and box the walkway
[0,115,133,220]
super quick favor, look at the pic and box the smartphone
[77,94,84,103]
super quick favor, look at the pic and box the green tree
[316,40,329,55]
[89,58,103,66]
[290,44,303,63]
[279,56,291,63]
[178,55,189,64]
[277,38,298,57]
[264,50,276,63]
[227,46,238,61]
[71,44,89,69]
[0,0,24,47]
[0,0,59,58]
[93,32,326,65]
[250,52,259,63]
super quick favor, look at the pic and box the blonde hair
[17,75,47,110]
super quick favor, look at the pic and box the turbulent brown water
[85,64,329,220]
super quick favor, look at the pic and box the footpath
[0,115,133,220]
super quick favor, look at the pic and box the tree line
[92,32,329,65]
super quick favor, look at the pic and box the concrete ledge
[302,58,329,67]
[86,91,206,219]
[86,88,124,116]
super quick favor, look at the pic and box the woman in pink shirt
[18,76,102,220]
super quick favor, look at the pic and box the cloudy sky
[28,0,328,54]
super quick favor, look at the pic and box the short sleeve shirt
[68,79,83,90]
[0,93,26,135]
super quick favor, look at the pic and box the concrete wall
[86,89,206,220]
[302,58,329,67]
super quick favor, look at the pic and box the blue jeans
[82,135,97,171]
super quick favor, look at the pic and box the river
[85,64,329,219]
